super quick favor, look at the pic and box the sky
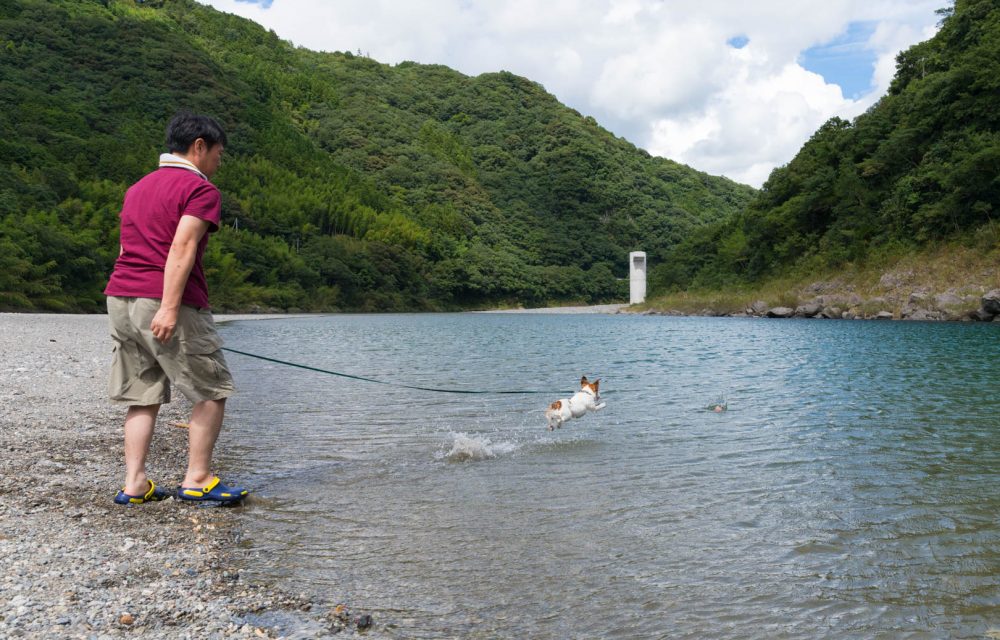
[202,0,943,187]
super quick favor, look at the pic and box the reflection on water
[218,314,1000,639]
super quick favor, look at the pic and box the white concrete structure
[629,251,646,304]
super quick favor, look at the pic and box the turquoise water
[218,314,1000,639]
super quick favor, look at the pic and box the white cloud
[202,0,941,187]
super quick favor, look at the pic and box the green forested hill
[0,0,754,312]
[654,0,999,293]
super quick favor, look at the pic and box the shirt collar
[158,153,207,180]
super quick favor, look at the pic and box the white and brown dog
[545,376,606,430]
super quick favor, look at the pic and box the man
[104,111,247,505]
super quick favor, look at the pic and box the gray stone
[981,289,1000,315]
[747,300,769,316]
[766,307,794,318]
[903,308,941,321]
[934,292,963,309]
[969,308,994,322]
[940,307,967,321]
[794,303,822,318]
[874,311,894,320]
[820,306,842,319]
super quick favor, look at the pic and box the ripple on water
[220,314,1000,639]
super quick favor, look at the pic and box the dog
[545,376,606,430]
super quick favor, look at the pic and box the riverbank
[0,314,356,639]
[635,245,1000,322]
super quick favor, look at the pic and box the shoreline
[0,314,349,639]
[472,303,628,314]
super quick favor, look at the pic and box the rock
[820,306,842,319]
[794,303,822,318]
[903,308,941,321]
[355,614,373,630]
[934,292,963,309]
[766,307,794,318]
[981,289,1000,315]
[969,308,994,322]
[901,305,915,318]
[902,291,933,318]
[874,311,894,320]
[119,613,134,626]
[940,308,967,321]
[747,300,769,316]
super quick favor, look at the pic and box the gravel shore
[474,303,628,314]
[0,313,356,639]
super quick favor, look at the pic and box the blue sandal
[177,476,248,504]
[114,480,169,505]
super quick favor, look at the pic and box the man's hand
[151,306,179,343]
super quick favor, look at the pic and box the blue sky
[800,21,880,99]
[202,1,941,187]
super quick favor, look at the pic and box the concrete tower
[629,251,646,304]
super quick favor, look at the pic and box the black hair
[165,111,228,153]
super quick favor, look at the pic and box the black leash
[221,347,557,395]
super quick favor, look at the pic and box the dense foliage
[0,0,753,312]
[653,0,998,292]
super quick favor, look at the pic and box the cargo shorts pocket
[179,333,226,382]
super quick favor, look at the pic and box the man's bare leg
[181,398,226,488]
[124,404,160,495]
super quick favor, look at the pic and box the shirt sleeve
[183,183,222,232]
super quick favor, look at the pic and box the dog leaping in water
[545,376,606,430]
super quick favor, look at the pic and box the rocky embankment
[748,287,1000,321]
[640,277,1000,322]
[0,314,368,639]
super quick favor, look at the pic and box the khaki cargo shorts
[107,296,236,406]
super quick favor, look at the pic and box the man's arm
[150,215,211,343]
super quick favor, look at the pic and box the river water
[217,313,1000,639]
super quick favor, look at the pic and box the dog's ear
[580,375,589,386]
[593,379,600,389]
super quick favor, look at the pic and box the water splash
[441,432,519,462]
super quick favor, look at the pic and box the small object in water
[355,613,373,630]
[171,421,190,429]
[708,395,727,412]
[333,604,350,622]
